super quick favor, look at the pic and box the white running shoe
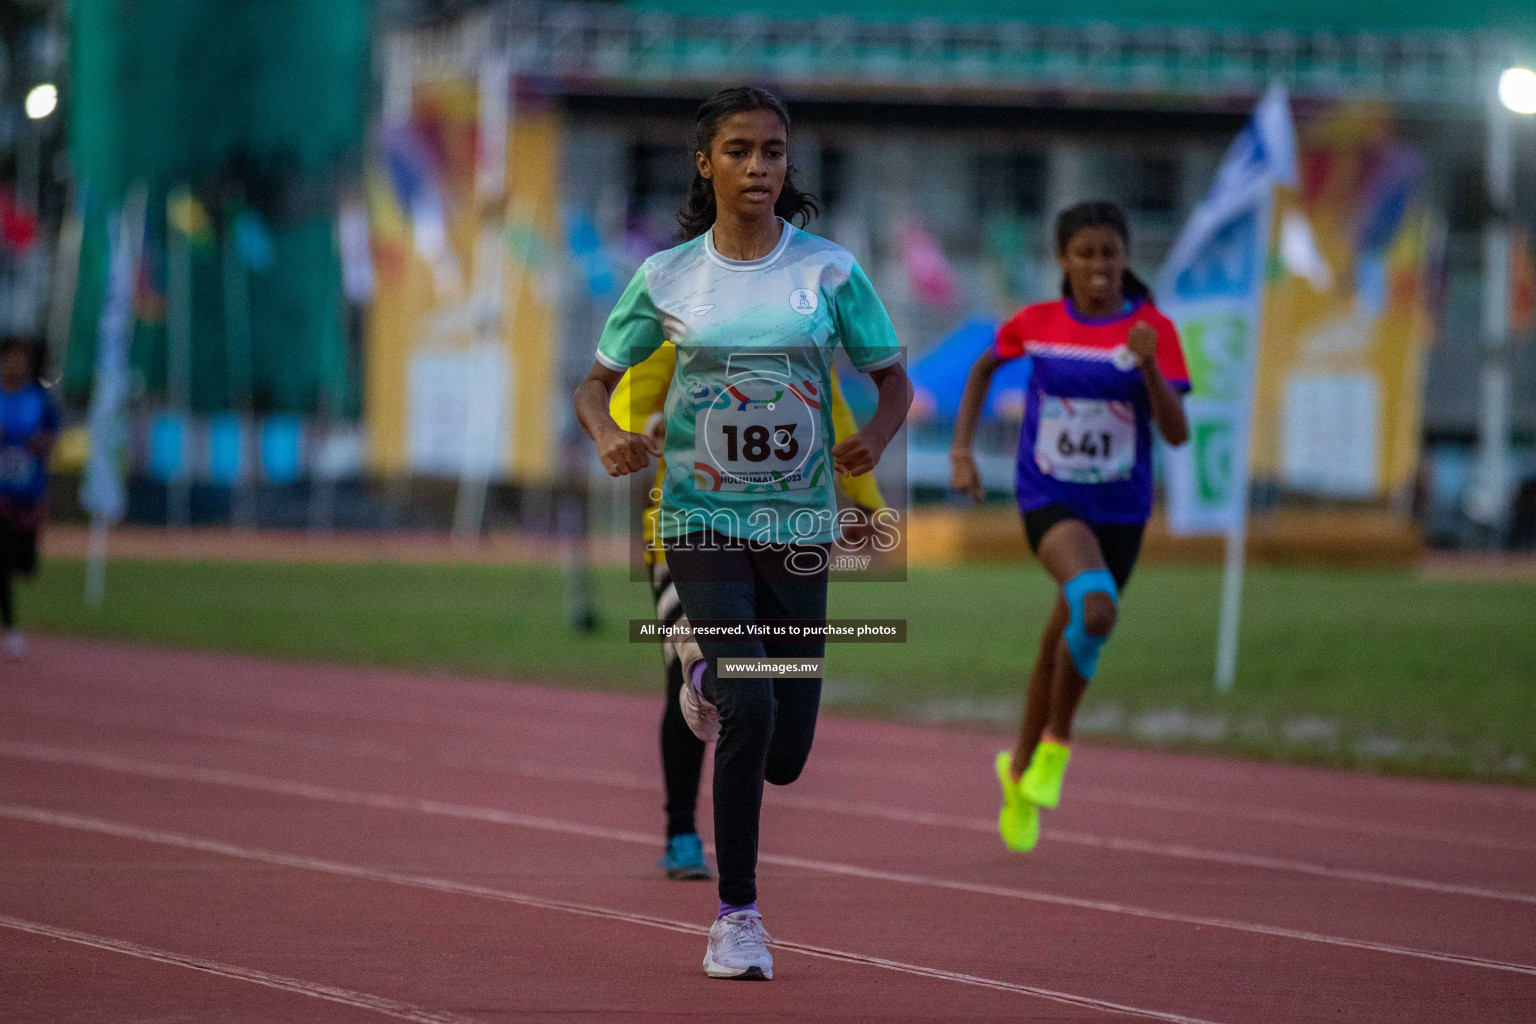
[675,637,720,744]
[703,909,773,980]
[4,631,23,660]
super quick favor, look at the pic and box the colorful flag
[563,208,616,297]
[337,196,375,303]
[899,219,959,307]
[0,189,37,252]
[232,208,275,271]
[1159,83,1298,536]
[168,191,212,244]
[381,124,463,296]
[1511,227,1536,338]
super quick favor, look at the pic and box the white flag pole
[1157,83,1295,693]
[1214,516,1247,692]
[82,184,148,606]
[451,53,514,542]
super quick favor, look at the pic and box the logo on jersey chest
[789,289,819,315]
[1110,346,1139,371]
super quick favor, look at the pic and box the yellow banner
[1251,104,1434,502]
[364,77,562,481]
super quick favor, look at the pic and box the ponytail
[676,86,820,241]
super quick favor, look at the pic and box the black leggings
[0,520,37,629]
[664,529,829,907]
[651,560,706,839]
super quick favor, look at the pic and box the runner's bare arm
[573,361,661,477]
[831,363,912,478]
[1128,323,1189,446]
[949,349,1004,502]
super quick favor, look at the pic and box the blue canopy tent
[909,318,1032,421]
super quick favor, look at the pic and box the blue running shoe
[658,833,713,881]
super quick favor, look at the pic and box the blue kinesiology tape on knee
[1062,569,1119,679]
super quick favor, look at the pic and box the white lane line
[758,790,1536,901]
[3,741,1534,978]
[8,725,1533,907]
[29,661,1536,819]
[15,687,1535,856]
[214,716,1536,856]
[0,913,479,1024]
[1039,829,1536,905]
[761,853,1536,979]
[1067,787,1536,855]
[0,804,1227,1024]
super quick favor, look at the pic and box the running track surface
[2,638,1533,1023]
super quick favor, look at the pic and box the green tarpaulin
[66,0,370,416]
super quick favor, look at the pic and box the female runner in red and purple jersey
[950,201,1190,852]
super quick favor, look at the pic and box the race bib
[1034,395,1136,484]
[693,379,824,493]
[0,446,33,488]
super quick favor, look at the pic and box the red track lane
[0,925,433,1024]
[5,711,1535,969]
[9,656,1536,891]
[2,636,1534,1022]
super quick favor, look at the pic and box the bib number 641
[1056,430,1114,460]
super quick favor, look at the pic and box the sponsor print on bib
[694,376,825,493]
[1034,395,1136,484]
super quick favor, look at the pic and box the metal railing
[396,2,1521,110]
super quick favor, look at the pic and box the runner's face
[698,110,787,221]
[1059,226,1127,312]
[0,347,28,388]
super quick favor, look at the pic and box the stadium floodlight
[1498,67,1536,115]
[24,83,57,120]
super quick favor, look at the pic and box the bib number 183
[721,423,799,464]
[694,390,820,493]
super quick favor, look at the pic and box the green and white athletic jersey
[596,219,901,545]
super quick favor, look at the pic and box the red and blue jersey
[994,298,1190,525]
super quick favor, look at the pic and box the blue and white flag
[382,124,463,296]
[79,203,140,524]
[1158,83,1298,536]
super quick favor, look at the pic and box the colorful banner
[899,218,959,308]
[1158,84,1298,536]
[1250,104,1434,501]
[363,76,563,482]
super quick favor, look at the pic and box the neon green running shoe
[994,751,1040,853]
[1020,739,1071,810]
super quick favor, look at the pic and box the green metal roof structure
[629,0,1533,35]
[398,2,1531,112]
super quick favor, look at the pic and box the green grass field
[18,557,1536,785]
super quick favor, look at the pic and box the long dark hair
[677,87,820,242]
[1054,200,1153,305]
